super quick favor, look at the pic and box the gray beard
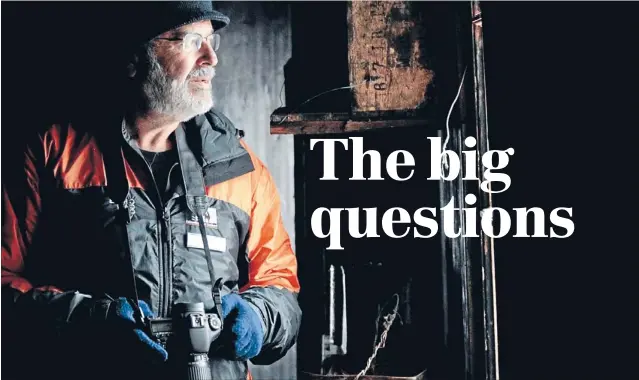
[141,52,215,123]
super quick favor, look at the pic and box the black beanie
[56,1,231,113]
[125,1,230,47]
[115,1,230,55]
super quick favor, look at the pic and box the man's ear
[127,54,139,78]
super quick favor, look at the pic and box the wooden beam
[270,109,434,135]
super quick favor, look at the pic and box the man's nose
[198,40,218,67]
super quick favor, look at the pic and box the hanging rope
[353,294,400,380]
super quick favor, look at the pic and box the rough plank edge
[270,109,429,122]
[270,118,431,135]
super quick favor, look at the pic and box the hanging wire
[442,65,468,172]
[273,78,372,125]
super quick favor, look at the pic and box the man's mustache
[188,67,215,79]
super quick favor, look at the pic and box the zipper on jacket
[162,208,172,317]
[161,162,180,317]
[156,214,165,317]
[140,153,171,318]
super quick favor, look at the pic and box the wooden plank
[270,109,426,123]
[271,119,430,135]
[347,1,434,112]
[270,109,433,135]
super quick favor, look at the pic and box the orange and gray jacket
[1,109,301,379]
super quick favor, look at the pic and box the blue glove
[219,293,265,360]
[106,297,168,362]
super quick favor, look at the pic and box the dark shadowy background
[2,1,637,380]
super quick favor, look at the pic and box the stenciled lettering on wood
[347,1,434,112]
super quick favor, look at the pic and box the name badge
[187,232,227,252]
[186,207,218,229]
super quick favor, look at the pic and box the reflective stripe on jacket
[2,109,301,380]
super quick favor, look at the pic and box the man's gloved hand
[72,296,169,363]
[8,290,168,378]
[218,293,265,361]
[104,297,169,362]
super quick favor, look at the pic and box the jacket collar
[120,108,255,187]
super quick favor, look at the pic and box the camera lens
[169,301,221,380]
[186,354,214,380]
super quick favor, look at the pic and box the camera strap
[175,123,224,320]
[98,119,144,323]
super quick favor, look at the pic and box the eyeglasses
[155,32,221,52]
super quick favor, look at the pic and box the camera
[147,302,224,380]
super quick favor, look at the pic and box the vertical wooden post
[439,2,499,380]
[470,2,500,379]
[438,126,479,380]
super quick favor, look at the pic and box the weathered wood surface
[270,109,433,135]
[347,1,434,112]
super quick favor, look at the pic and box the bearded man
[1,2,301,380]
